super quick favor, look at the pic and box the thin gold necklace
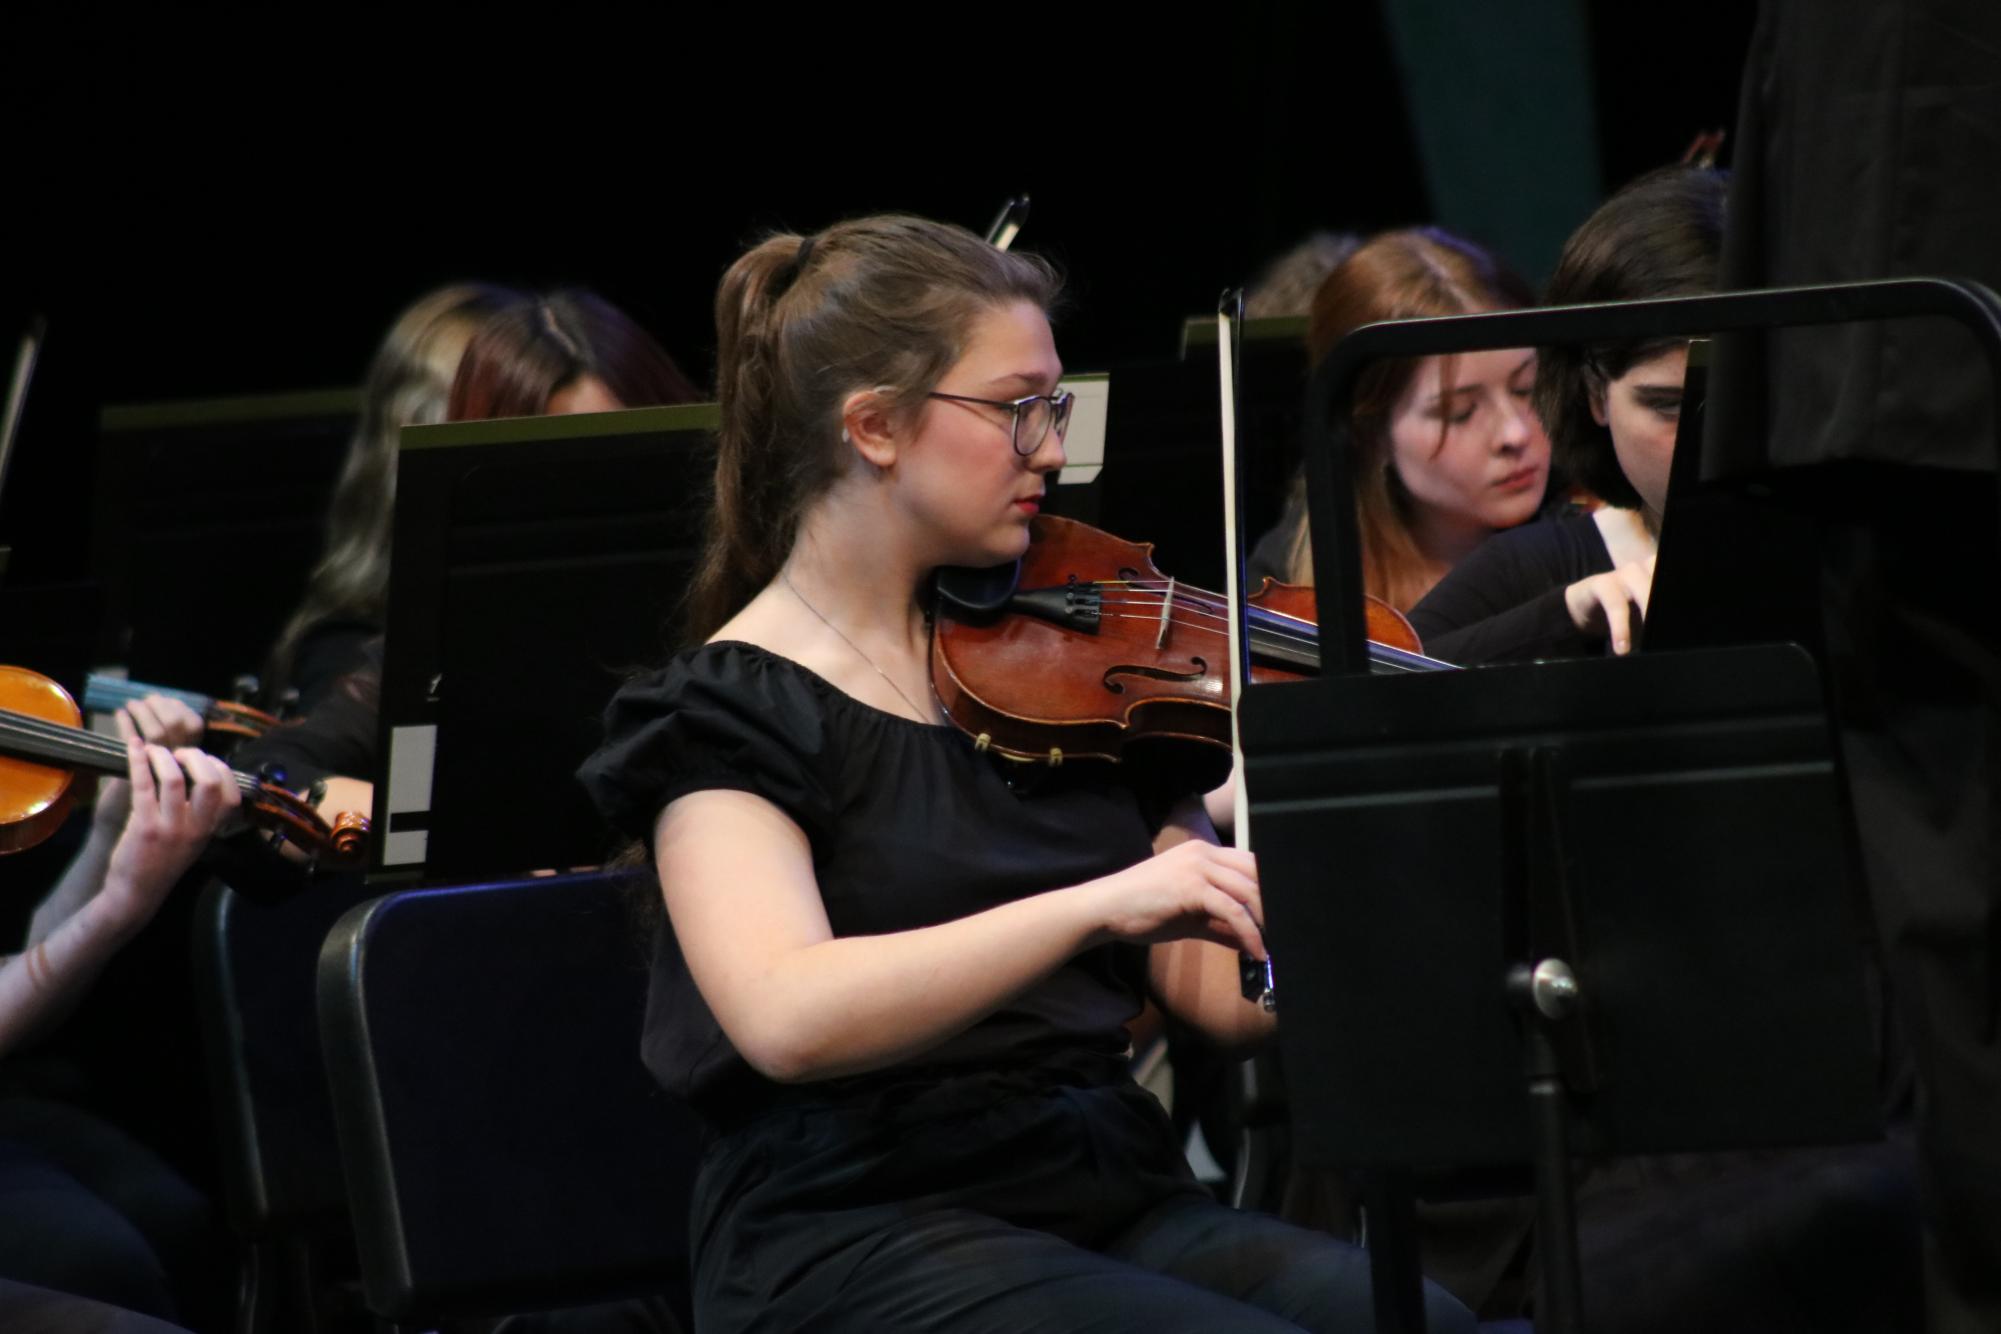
[780,570,936,723]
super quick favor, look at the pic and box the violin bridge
[1154,576,1176,649]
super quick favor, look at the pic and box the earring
[841,428,852,445]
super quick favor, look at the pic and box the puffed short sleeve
[577,644,840,853]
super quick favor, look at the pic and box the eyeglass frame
[925,389,1075,457]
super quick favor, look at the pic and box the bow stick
[1217,289,1275,1009]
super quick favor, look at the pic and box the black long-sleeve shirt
[1406,515,1613,666]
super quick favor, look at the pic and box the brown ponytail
[686,215,1060,640]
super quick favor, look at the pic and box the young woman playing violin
[0,694,237,1331]
[577,216,1473,1334]
[1405,166,1727,665]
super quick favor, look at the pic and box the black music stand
[371,404,718,884]
[1247,278,2001,1333]
[92,387,359,694]
[1241,645,1882,1333]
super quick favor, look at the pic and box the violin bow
[1216,288,1275,1009]
[984,196,1030,251]
[0,316,47,539]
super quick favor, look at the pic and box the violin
[931,515,1451,786]
[0,664,368,866]
[82,674,281,744]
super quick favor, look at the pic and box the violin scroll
[240,780,370,869]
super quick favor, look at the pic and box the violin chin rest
[934,557,1022,616]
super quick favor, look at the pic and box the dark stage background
[1,5,1753,583]
[0,0,1760,1230]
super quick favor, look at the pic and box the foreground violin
[0,665,367,866]
[931,515,1452,784]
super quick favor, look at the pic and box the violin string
[0,708,259,792]
[953,570,1398,663]
[1089,607,1439,670]
[1090,579,1422,663]
[1097,587,1406,662]
[0,710,129,762]
[1089,578,1312,625]
[1098,585,1314,632]
[1085,579,1328,650]
[1092,599,1320,653]
[1095,604,1316,644]
[1093,611,1320,660]
[0,707,201,762]
[1,710,129,752]
[1097,594,1315,636]
[1099,581,1320,636]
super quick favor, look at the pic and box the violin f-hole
[1102,656,1207,695]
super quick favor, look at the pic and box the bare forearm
[27,823,119,947]
[0,895,136,1056]
[666,790,1265,1087]
[722,885,1108,1083]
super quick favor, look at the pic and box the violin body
[0,665,84,854]
[931,516,1431,788]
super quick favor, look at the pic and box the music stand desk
[1241,644,1881,1332]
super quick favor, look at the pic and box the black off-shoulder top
[577,641,1179,1127]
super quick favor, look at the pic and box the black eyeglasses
[926,389,1075,457]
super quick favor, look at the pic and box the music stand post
[1498,745,1596,1334]
[1256,279,2001,1334]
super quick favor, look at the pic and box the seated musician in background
[576,214,1473,1334]
[262,283,525,712]
[1248,227,1550,612]
[240,287,700,835]
[1406,165,1725,664]
[0,699,239,1332]
[447,287,699,418]
[0,288,533,1334]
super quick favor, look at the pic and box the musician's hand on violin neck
[1563,555,1657,655]
[1084,840,1265,961]
[98,737,240,936]
[91,697,208,834]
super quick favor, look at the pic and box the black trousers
[767,1191,1471,1334]
[0,1097,215,1326]
[691,1060,1472,1334]
[0,1278,190,1334]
